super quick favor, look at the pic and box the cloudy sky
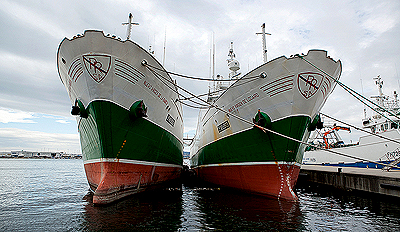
[0,0,399,153]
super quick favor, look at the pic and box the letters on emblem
[83,54,111,83]
[297,72,324,99]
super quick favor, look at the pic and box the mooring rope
[143,62,390,167]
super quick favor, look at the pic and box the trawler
[303,76,400,170]
[57,14,183,204]
[190,24,342,200]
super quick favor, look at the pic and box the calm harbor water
[1,159,400,231]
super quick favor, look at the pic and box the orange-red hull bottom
[84,161,182,204]
[193,163,300,200]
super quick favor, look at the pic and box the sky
[0,0,399,153]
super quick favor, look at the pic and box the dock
[299,165,400,198]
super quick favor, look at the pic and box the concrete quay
[299,165,400,198]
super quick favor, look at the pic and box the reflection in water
[79,182,400,231]
[81,188,184,231]
[1,159,400,231]
[81,184,304,231]
[298,183,400,231]
[191,187,303,231]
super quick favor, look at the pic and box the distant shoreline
[0,150,82,159]
[0,156,82,159]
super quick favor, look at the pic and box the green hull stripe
[78,100,183,166]
[191,115,310,167]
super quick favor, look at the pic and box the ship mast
[372,75,384,109]
[122,13,139,40]
[227,41,240,79]
[256,23,271,63]
[211,33,216,90]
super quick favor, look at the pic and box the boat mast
[227,41,236,79]
[212,33,216,90]
[360,79,367,119]
[256,23,271,63]
[122,13,139,40]
[207,34,217,102]
[163,28,167,66]
[373,75,384,108]
[227,41,240,81]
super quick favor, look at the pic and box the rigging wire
[144,62,220,108]
[178,100,210,109]
[320,112,400,146]
[146,65,204,145]
[145,65,209,109]
[146,60,260,107]
[144,60,261,105]
[143,62,391,167]
[181,77,260,101]
[144,62,260,82]
[296,54,400,125]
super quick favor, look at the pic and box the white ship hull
[57,30,183,140]
[57,30,183,204]
[190,50,342,199]
[191,50,342,158]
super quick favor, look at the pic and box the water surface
[0,159,399,231]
